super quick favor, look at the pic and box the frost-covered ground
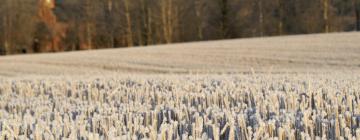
[0,32,360,139]
[0,32,359,76]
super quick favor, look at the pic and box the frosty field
[0,32,360,76]
[1,32,360,139]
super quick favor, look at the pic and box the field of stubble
[0,32,360,139]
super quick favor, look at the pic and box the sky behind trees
[0,0,359,55]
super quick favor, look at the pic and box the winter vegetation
[0,32,360,139]
[1,74,360,139]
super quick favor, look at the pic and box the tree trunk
[3,8,10,54]
[84,0,93,49]
[2,0,12,55]
[140,0,152,46]
[136,20,143,46]
[86,22,92,49]
[167,0,173,43]
[161,0,167,43]
[124,0,133,47]
[161,0,175,44]
[258,0,264,37]
[195,0,204,40]
[107,0,114,48]
[147,7,153,45]
[107,0,113,12]
[3,18,8,55]
[323,0,329,33]
[277,0,283,35]
[357,8,360,31]
[354,0,360,31]
[219,0,229,39]
[173,7,179,42]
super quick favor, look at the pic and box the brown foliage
[36,0,67,52]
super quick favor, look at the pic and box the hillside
[0,32,359,77]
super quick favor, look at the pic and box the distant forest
[0,0,359,55]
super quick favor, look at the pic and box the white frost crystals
[0,74,360,140]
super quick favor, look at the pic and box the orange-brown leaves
[36,0,66,52]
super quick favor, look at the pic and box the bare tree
[0,0,38,54]
[323,0,329,33]
[194,0,205,40]
[161,0,171,43]
[106,0,115,48]
[146,3,154,45]
[84,0,93,49]
[217,0,230,39]
[124,0,134,47]
[160,0,179,44]
[354,0,360,31]
[1,0,11,54]
[2,11,10,55]
[277,0,283,35]
[137,0,153,46]
[146,5,154,45]
[258,0,264,36]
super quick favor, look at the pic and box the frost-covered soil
[0,32,360,76]
[0,32,360,139]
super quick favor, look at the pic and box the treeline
[0,0,359,55]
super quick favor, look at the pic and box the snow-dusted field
[0,32,360,77]
[0,32,360,139]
